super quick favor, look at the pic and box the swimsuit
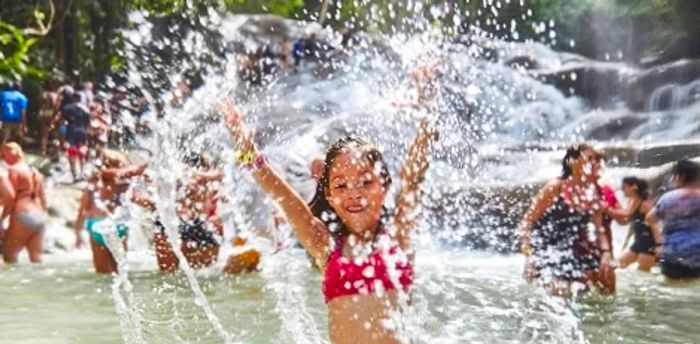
[86,216,128,247]
[16,212,47,232]
[629,206,656,255]
[322,233,413,303]
[531,194,600,282]
[9,167,47,233]
[156,217,219,248]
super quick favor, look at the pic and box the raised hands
[217,97,256,152]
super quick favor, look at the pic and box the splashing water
[10,1,700,343]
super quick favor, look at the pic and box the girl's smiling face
[325,149,387,238]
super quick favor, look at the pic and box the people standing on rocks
[605,176,656,272]
[520,144,614,297]
[1,143,48,263]
[75,148,147,273]
[218,95,437,343]
[646,159,700,280]
[61,92,91,182]
[0,84,29,145]
[39,80,60,156]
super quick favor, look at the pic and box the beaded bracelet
[235,150,265,171]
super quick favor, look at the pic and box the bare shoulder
[541,179,562,195]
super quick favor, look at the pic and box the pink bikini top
[322,234,413,303]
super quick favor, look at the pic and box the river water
[2,248,699,343]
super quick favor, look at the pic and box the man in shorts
[0,84,28,144]
[61,93,90,182]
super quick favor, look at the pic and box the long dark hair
[622,176,650,200]
[308,136,392,245]
[561,143,592,179]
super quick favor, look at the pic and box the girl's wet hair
[672,159,700,185]
[308,135,392,244]
[622,176,650,199]
[561,143,593,179]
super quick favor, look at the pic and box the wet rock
[529,64,623,108]
[623,59,700,111]
[600,143,700,168]
[586,114,646,140]
[504,55,540,70]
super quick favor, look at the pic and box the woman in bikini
[520,144,614,296]
[2,143,48,263]
[75,148,147,273]
[218,83,437,343]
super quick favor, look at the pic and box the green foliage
[0,21,44,84]
[1,0,699,88]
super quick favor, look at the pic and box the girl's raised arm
[394,118,438,251]
[218,98,331,266]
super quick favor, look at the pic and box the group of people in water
[521,146,700,297]
[2,57,700,343]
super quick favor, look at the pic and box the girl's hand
[217,97,256,151]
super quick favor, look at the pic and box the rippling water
[2,248,699,344]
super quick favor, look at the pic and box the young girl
[218,97,437,343]
[606,177,656,272]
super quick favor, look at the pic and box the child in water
[218,90,437,343]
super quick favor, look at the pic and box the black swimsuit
[629,207,655,254]
[156,217,219,248]
[531,196,600,282]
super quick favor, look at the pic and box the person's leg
[40,119,50,156]
[618,250,638,268]
[16,123,24,145]
[2,219,32,263]
[154,232,179,273]
[26,230,44,263]
[637,254,656,272]
[89,236,118,273]
[1,125,10,144]
[68,152,78,181]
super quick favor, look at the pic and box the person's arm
[606,198,639,225]
[645,211,663,252]
[100,162,147,181]
[0,172,15,225]
[36,173,47,211]
[394,118,438,252]
[75,190,90,248]
[193,170,224,183]
[131,191,157,212]
[219,98,330,266]
[21,95,28,133]
[519,179,562,251]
